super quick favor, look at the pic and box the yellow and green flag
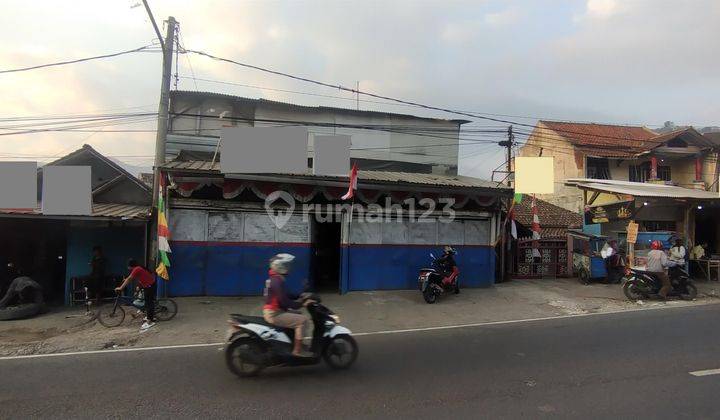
[156,173,171,280]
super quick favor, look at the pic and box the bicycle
[98,289,178,328]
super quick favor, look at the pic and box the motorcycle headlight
[330,314,340,323]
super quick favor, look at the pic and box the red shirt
[131,266,155,288]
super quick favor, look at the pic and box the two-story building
[156,91,512,296]
[518,121,720,254]
[517,121,720,212]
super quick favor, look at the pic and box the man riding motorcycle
[647,240,672,300]
[262,253,314,357]
[437,246,458,286]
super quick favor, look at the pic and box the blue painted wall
[64,224,145,304]
[167,242,311,296]
[167,243,495,296]
[343,245,495,291]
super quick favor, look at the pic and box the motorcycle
[418,253,460,304]
[622,264,697,301]
[224,293,358,377]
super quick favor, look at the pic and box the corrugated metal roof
[172,90,470,124]
[0,203,150,220]
[565,178,720,199]
[161,160,510,191]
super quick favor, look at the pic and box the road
[2,304,720,419]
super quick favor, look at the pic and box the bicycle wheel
[155,299,178,321]
[98,304,126,327]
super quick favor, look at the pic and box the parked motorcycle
[224,293,358,377]
[418,253,460,304]
[622,265,697,301]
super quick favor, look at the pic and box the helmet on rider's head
[651,240,663,250]
[444,246,457,255]
[269,253,295,274]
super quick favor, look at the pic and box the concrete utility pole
[498,125,514,187]
[152,16,176,208]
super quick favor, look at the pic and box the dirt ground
[1,278,719,356]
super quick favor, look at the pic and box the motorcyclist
[437,246,458,285]
[262,253,314,357]
[647,240,672,300]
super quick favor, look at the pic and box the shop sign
[584,200,637,224]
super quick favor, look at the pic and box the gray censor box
[220,126,308,174]
[312,135,351,176]
[41,166,92,215]
[0,161,37,209]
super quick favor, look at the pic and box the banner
[584,200,638,225]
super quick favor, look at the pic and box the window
[586,157,610,179]
[629,162,671,182]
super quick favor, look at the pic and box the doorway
[310,219,342,292]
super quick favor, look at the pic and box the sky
[0,0,718,178]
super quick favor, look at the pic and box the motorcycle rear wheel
[423,289,437,304]
[680,283,698,300]
[225,337,265,377]
[623,280,645,302]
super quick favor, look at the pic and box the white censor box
[514,157,554,194]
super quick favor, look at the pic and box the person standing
[115,259,156,331]
[80,246,106,306]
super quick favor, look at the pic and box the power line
[0,45,159,74]
[180,48,682,145]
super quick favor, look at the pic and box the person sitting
[690,242,708,260]
[647,240,672,300]
[437,246,458,285]
[262,253,314,357]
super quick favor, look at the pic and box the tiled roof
[538,121,658,157]
[161,160,512,192]
[0,203,150,220]
[514,197,582,234]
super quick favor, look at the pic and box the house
[166,90,469,176]
[520,121,719,218]
[0,145,151,305]
[509,197,583,279]
[159,160,511,296]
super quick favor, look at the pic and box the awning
[565,178,720,200]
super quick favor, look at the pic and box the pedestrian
[80,246,106,306]
[115,259,156,331]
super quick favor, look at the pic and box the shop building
[160,160,511,295]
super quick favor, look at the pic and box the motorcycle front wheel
[422,288,437,304]
[225,337,265,377]
[680,283,698,300]
[323,335,358,370]
[623,279,645,302]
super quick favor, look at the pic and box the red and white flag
[341,163,358,200]
[531,194,541,258]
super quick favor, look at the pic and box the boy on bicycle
[115,259,156,331]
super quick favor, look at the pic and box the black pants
[143,282,157,322]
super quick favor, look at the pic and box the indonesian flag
[531,194,541,258]
[155,172,172,280]
[341,163,358,200]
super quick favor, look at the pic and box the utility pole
[498,125,514,186]
[153,16,176,208]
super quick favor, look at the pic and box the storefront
[161,161,511,295]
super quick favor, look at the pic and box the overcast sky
[1,0,718,178]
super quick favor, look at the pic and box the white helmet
[269,253,295,274]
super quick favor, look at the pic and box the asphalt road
[2,304,720,419]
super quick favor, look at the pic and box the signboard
[584,200,637,225]
[627,221,639,244]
